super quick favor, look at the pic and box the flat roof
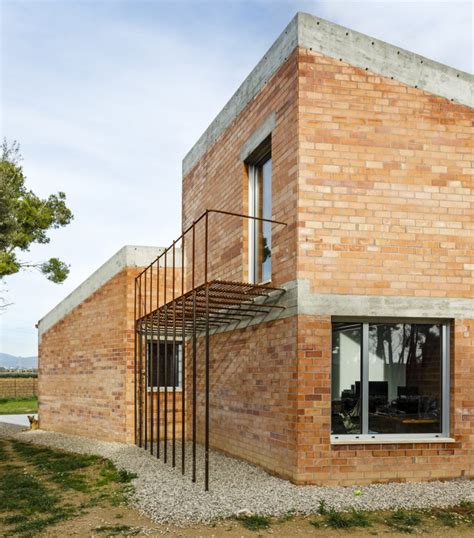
[183,11,473,176]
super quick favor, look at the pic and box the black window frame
[146,340,182,390]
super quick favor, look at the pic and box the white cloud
[1,1,471,356]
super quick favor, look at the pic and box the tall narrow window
[331,320,449,441]
[249,142,272,283]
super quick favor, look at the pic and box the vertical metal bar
[204,210,210,491]
[164,251,168,463]
[144,269,148,450]
[138,276,143,447]
[442,322,450,437]
[149,262,154,455]
[156,258,161,458]
[181,236,186,475]
[192,223,197,482]
[172,242,177,468]
[361,322,369,436]
[134,278,138,445]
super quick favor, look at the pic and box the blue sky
[1,0,472,357]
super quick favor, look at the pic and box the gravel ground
[2,423,472,525]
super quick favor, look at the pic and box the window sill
[331,437,455,445]
[147,387,182,393]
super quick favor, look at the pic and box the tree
[0,139,73,290]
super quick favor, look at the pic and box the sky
[0,0,472,357]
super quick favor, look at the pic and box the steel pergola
[134,209,286,490]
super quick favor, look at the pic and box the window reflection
[253,157,272,283]
[331,322,362,434]
[368,323,441,434]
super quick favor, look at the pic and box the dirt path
[46,514,474,537]
[0,427,472,537]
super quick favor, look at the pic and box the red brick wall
[40,265,182,444]
[39,270,130,442]
[190,318,298,479]
[180,45,473,485]
[293,48,473,484]
[297,49,473,297]
[0,377,38,398]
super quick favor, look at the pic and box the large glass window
[331,320,449,440]
[249,153,272,283]
[147,341,182,389]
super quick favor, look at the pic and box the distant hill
[0,353,38,370]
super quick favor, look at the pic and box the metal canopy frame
[134,209,286,490]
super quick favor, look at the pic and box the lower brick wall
[188,317,299,480]
[38,270,130,443]
[141,391,183,440]
[295,315,474,485]
[39,262,473,486]
[40,265,190,446]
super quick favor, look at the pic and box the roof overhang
[37,245,175,340]
[183,12,473,176]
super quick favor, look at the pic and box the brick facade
[39,265,183,444]
[182,44,473,484]
[39,269,132,442]
[296,49,473,299]
[39,15,473,487]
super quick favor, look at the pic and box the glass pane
[261,158,272,282]
[368,323,441,434]
[331,322,362,434]
[254,157,272,283]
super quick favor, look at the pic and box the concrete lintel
[207,278,472,337]
[38,245,181,340]
[297,280,474,319]
[240,112,276,162]
[183,12,473,176]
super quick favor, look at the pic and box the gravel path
[2,423,472,525]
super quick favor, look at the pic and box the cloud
[0,1,471,355]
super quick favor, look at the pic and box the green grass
[0,439,8,461]
[279,510,297,522]
[237,514,271,531]
[0,396,38,414]
[97,460,137,486]
[95,524,140,535]
[386,509,423,533]
[318,499,328,515]
[0,439,135,537]
[436,511,457,527]
[325,510,371,529]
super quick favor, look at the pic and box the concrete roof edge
[182,11,473,176]
[297,12,473,107]
[37,245,165,340]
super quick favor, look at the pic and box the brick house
[38,12,473,488]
